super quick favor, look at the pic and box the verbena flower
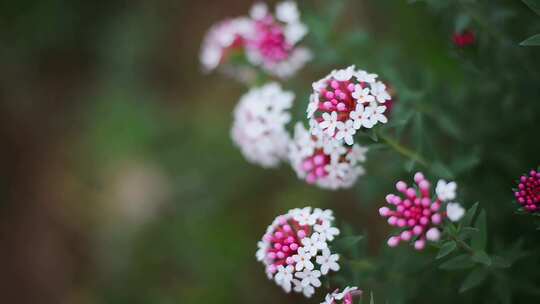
[231,83,293,168]
[246,1,311,78]
[200,17,255,81]
[288,122,368,190]
[379,172,465,250]
[321,286,363,304]
[256,207,341,297]
[514,168,540,212]
[307,65,391,145]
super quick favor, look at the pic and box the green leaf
[459,227,479,240]
[491,256,511,269]
[431,162,454,179]
[472,210,487,251]
[472,250,492,266]
[520,34,540,46]
[462,202,479,227]
[436,241,457,259]
[523,0,540,16]
[459,268,488,293]
[439,254,475,270]
[335,235,364,250]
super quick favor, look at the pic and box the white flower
[276,1,300,23]
[292,247,315,271]
[347,145,368,165]
[371,81,391,103]
[366,105,388,126]
[355,70,377,83]
[349,103,371,130]
[274,265,294,292]
[334,286,359,300]
[250,2,268,20]
[295,269,322,288]
[321,293,336,304]
[436,180,457,201]
[446,202,465,222]
[335,120,356,145]
[294,207,317,225]
[332,65,356,81]
[426,227,441,241]
[293,279,315,298]
[313,208,334,222]
[307,95,319,118]
[314,221,340,241]
[315,248,340,275]
[301,235,321,256]
[231,83,293,168]
[256,240,269,261]
[284,22,308,44]
[351,85,374,104]
[319,111,339,136]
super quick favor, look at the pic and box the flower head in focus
[288,122,368,190]
[307,65,391,145]
[256,207,341,297]
[514,168,540,212]
[231,83,293,168]
[379,172,465,250]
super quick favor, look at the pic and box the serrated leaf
[520,34,540,46]
[439,254,475,270]
[459,268,488,293]
[472,210,487,250]
[472,250,492,266]
[436,241,457,259]
[523,0,540,16]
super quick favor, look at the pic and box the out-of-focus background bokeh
[1,0,539,303]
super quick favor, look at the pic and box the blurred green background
[1,0,539,303]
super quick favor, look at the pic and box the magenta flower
[514,168,540,212]
[379,172,463,250]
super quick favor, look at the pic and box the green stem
[379,133,430,168]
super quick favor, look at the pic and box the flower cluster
[307,65,391,145]
[231,83,293,168]
[246,1,311,78]
[322,286,362,304]
[200,1,310,79]
[288,123,368,190]
[514,168,540,212]
[256,207,340,297]
[379,172,465,250]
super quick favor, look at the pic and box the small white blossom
[447,202,465,222]
[314,221,340,241]
[371,81,392,103]
[274,265,294,292]
[335,120,357,145]
[292,247,315,271]
[276,1,300,23]
[316,248,340,275]
[436,180,457,201]
[319,111,339,136]
[295,269,322,288]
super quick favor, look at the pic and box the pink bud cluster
[288,123,368,190]
[379,172,447,250]
[514,169,540,212]
[200,1,311,79]
[307,66,391,146]
[256,207,340,297]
